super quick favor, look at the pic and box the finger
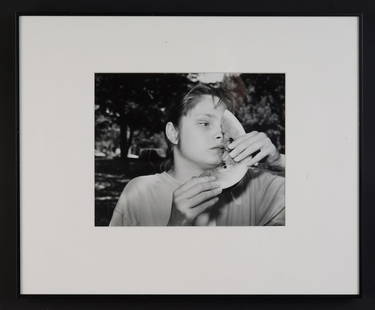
[233,134,272,162]
[233,140,266,162]
[189,187,223,208]
[191,197,220,218]
[229,135,264,160]
[243,149,269,167]
[175,175,216,196]
[229,132,267,158]
[181,181,221,199]
[227,131,258,149]
[228,138,253,158]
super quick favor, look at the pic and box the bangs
[181,84,235,117]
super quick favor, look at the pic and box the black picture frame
[13,9,366,300]
[2,1,374,308]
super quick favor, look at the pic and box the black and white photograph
[95,73,285,226]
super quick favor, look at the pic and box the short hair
[161,83,236,171]
[165,83,236,127]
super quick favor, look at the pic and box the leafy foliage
[95,73,285,158]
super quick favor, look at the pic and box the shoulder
[241,168,284,190]
[114,173,165,213]
[231,168,284,204]
[254,169,284,187]
[125,174,160,189]
[121,172,175,198]
[123,173,165,195]
[247,169,285,225]
[234,168,285,206]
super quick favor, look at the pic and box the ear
[165,122,179,145]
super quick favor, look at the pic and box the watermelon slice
[201,110,248,189]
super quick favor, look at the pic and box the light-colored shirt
[109,168,285,226]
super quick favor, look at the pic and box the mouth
[210,145,225,150]
[210,147,225,154]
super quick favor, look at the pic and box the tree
[238,74,285,153]
[95,73,285,159]
[95,73,191,159]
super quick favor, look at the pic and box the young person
[110,84,285,226]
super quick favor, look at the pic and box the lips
[210,145,225,150]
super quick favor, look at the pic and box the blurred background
[95,73,285,226]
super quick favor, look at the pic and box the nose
[215,129,224,141]
[213,119,224,141]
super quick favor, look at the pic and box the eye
[198,121,210,127]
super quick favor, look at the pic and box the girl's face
[176,95,227,170]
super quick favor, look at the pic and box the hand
[167,176,222,226]
[227,131,282,168]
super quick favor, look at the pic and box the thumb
[194,213,211,226]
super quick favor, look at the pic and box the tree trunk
[128,127,133,155]
[119,113,131,161]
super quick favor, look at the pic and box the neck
[167,150,206,183]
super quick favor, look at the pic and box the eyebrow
[195,113,218,119]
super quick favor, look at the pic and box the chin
[202,159,222,169]
[189,154,222,170]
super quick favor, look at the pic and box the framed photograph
[17,14,360,296]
